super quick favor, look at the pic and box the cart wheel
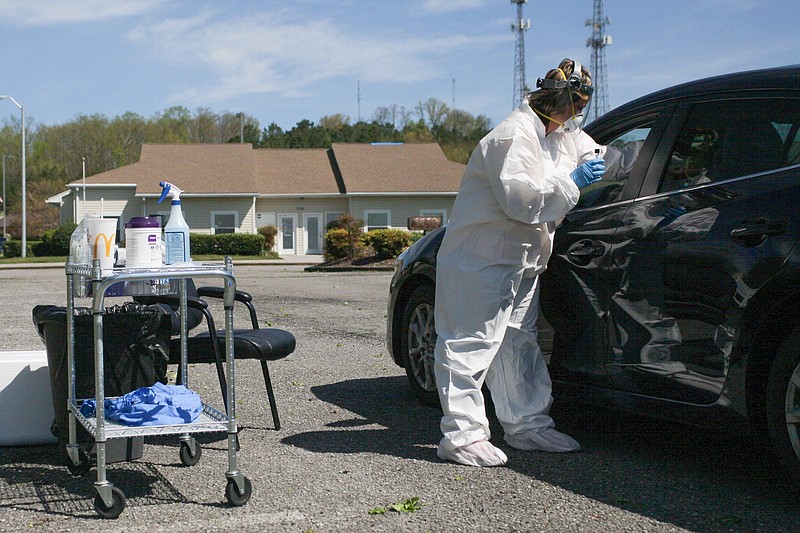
[179,441,202,466]
[94,486,126,519]
[225,476,252,506]
[65,447,92,476]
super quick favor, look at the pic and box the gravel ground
[0,265,797,532]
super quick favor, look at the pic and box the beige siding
[349,195,456,229]
[255,197,348,253]
[75,188,136,221]
[139,197,255,235]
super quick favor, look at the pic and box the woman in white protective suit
[434,58,606,467]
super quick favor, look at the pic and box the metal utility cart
[64,257,251,518]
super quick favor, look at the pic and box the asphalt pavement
[0,265,797,532]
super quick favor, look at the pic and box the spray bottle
[158,181,191,264]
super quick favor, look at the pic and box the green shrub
[258,225,278,249]
[324,228,351,261]
[362,229,412,258]
[324,213,366,261]
[3,240,35,258]
[189,233,265,256]
[33,223,77,256]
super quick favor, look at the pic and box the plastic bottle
[158,181,191,264]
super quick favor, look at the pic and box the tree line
[0,99,490,239]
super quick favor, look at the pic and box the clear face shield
[534,60,593,133]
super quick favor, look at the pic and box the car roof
[590,64,800,127]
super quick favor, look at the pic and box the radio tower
[511,0,531,108]
[585,0,612,122]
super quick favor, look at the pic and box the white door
[278,214,297,255]
[304,213,323,255]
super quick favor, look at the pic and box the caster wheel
[94,486,126,519]
[225,476,252,506]
[179,441,202,466]
[65,447,92,477]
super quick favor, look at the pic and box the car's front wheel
[766,327,800,482]
[400,284,440,406]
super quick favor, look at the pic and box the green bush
[258,225,278,249]
[190,233,265,256]
[324,214,365,261]
[362,229,412,258]
[33,223,77,256]
[2,240,35,258]
[324,228,351,261]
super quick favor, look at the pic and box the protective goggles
[535,61,594,96]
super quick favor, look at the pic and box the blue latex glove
[570,159,605,189]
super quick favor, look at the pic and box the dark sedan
[387,65,800,481]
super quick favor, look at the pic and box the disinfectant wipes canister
[125,216,162,268]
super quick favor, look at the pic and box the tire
[179,441,202,467]
[765,327,800,482]
[63,444,92,477]
[400,284,440,407]
[225,476,252,506]
[94,486,126,519]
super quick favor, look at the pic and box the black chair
[143,284,295,430]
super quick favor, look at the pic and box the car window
[577,127,652,208]
[658,98,800,193]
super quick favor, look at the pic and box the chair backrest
[134,279,204,334]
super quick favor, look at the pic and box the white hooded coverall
[434,100,603,454]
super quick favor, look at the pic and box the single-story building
[49,142,465,255]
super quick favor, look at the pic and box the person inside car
[433,59,606,467]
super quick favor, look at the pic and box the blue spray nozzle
[158,181,183,204]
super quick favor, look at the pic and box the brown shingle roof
[254,149,340,194]
[69,142,464,196]
[331,143,463,193]
[72,144,258,195]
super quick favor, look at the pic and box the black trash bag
[32,302,173,442]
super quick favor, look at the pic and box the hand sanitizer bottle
[158,181,191,264]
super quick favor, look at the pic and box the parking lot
[0,265,797,532]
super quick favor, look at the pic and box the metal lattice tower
[511,0,531,109]
[585,0,612,122]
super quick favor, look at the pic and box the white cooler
[0,350,57,445]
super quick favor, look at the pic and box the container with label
[125,216,162,268]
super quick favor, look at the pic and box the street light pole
[2,154,14,239]
[82,157,86,210]
[0,96,26,257]
[237,112,243,143]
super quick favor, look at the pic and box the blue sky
[1,0,798,130]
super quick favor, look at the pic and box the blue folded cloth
[80,382,202,426]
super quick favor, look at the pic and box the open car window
[577,127,652,209]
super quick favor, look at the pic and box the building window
[212,211,238,234]
[364,210,390,231]
[325,212,345,230]
[420,209,447,227]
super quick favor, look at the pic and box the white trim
[211,210,239,234]
[364,209,391,231]
[67,183,137,189]
[420,208,448,227]
[348,192,456,197]
[277,213,298,255]
[303,213,324,255]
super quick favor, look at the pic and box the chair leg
[260,360,281,430]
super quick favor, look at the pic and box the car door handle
[730,219,787,238]
[567,240,606,259]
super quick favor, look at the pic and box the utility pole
[236,112,244,143]
[2,154,14,239]
[511,0,531,109]
[586,0,612,122]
